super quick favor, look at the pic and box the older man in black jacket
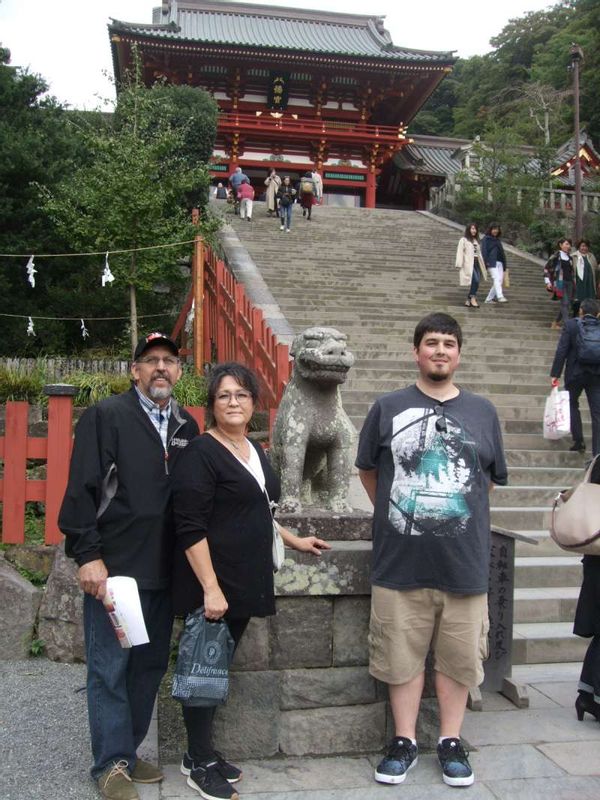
[550,298,600,455]
[59,333,199,800]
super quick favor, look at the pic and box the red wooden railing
[0,395,208,546]
[172,236,292,408]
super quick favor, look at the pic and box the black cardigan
[171,434,280,618]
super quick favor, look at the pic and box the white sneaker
[498,297,508,303]
[286,228,291,233]
[280,225,284,231]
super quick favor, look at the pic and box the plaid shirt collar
[135,386,172,449]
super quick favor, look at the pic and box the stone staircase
[223,204,589,682]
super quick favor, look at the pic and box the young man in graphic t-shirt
[356,312,507,788]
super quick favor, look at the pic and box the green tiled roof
[110,0,454,63]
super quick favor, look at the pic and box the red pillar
[365,170,376,208]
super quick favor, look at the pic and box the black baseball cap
[133,332,179,362]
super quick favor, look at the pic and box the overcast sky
[1,0,555,109]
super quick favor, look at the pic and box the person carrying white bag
[549,298,600,455]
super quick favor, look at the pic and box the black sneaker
[214,750,242,783]
[187,761,239,800]
[375,736,418,784]
[437,738,474,786]
[181,752,241,784]
[569,441,586,453]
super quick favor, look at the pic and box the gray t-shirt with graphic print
[356,385,508,595]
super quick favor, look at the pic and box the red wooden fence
[0,395,207,546]
[171,236,292,407]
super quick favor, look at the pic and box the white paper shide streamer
[26,317,35,336]
[26,255,37,288]
[184,299,195,334]
[101,252,115,287]
[80,319,90,339]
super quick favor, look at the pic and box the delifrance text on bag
[172,608,235,707]
[543,387,570,440]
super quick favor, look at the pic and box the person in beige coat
[455,223,488,308]
[264,168,281,215]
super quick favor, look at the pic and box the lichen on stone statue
[271,326,356,513]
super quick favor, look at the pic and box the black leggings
[182,617,250,763]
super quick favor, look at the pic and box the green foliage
[172,367,208,407]
[453,124,546,242]
[412,1,599,147]
[0,362,47,403]
[16,565,47,587]
[30,638,46,657]
[0,44,218,357]
[24,505,45,545]
[67,372,132,406]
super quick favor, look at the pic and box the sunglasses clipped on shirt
[433,405,447,434]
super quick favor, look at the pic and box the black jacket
[481,234,506,270]
[550,315,600,386]
[59,387,199,590]
[171,434,280,619]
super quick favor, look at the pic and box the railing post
[1,401,29,543]
[193,236,204,375]
[275,343,291,404]
[44,384,77,544]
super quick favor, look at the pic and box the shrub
[172,366,208,407]
[0,362,47,404]
[67,372,131,405]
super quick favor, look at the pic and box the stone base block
[278,510,372,541]
[0,556,42,659]
[37,543,85,662]
[269,597,333,668]
[279,702,386,756]
[281,666,377,709]
[333,595,370,665]
[213,671,281,759]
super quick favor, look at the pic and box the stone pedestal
[158,515,529,760]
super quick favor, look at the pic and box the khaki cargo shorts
[369,585,489,688]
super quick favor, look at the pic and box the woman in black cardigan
[171,362,329,800]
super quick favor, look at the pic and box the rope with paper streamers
[0,238,195,337]
[0,238,196,291]
[0,311,171,339]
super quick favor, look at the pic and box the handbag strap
[583,454,600,484]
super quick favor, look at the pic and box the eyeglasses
[433,405,447,434]
[215,391,253,404]
[138,356,180,367]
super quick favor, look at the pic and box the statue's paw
[328,499,353,514]
[278,497,303,514]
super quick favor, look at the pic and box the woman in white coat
[264,169,281,216]
[455,223,487,308]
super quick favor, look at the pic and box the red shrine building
[109,0,455,208]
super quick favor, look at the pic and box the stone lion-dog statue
[271,326,356,513]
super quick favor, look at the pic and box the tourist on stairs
[482,223,508,304]
[544,238,575,330]
[277,176,296,233]
[455,222,487,309]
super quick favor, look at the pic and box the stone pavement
[3,659,600,800]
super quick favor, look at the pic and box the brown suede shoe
[98,761,139,800]
[131,758,164,783]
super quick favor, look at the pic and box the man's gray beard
[149,384,173,401]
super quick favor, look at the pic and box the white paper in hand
[104,577,150,647]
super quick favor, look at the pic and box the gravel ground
[0,659,99,800]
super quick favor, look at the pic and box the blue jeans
[280,203,293,230]
[84,589,173,778]
[468,262,481,298]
